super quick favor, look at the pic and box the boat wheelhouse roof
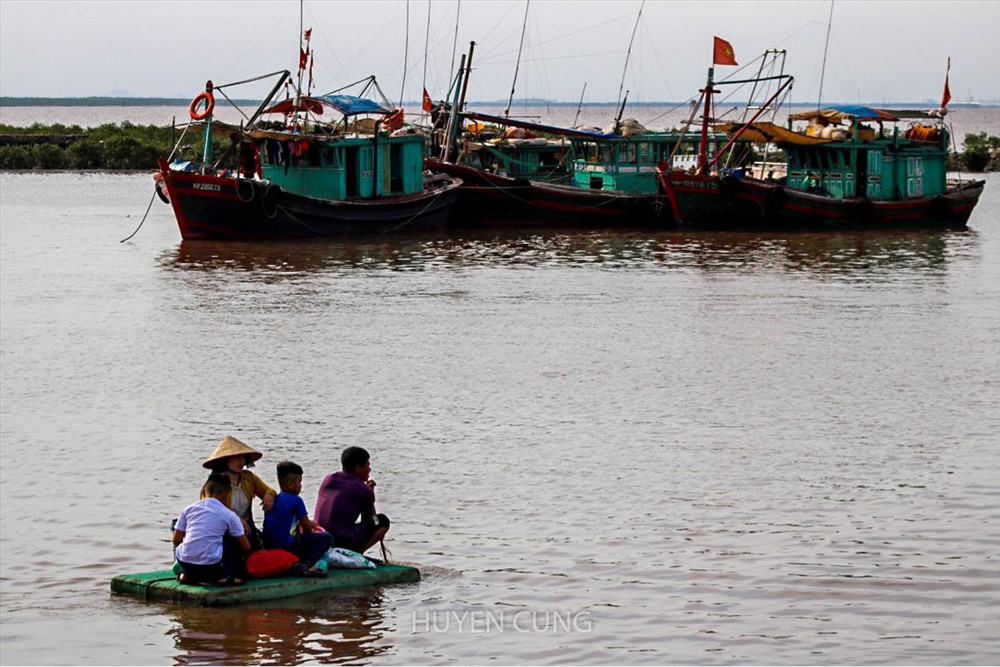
[464,111,619,140]
[716,121,834,146]
[788,105,899,123]
[263,94,391,117]
[787,105,945,125]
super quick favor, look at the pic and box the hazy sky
[1,0,998,106]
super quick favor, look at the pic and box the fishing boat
[656,49,985,229]
[427,112,706,227]
[153,34,460,241]
[424,43,725,227]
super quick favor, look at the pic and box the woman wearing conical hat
[200,436,277,549]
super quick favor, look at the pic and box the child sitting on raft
[262,461,333,577]
[173,473,252,586]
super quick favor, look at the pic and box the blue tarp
[315,95,389,116]
[790,106,898,123]
[263,95,390,117]
[826,105,897,121]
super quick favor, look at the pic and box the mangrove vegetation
[0,121,997,172]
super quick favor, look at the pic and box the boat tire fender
[261,183,280,218]
[236,179,255,203]
[154,180,170,204]
[189,89,215,121]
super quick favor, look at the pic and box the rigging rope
[120,190,157,243]
[616,0,645,113]
[400,0,410,108]
[504,0,531,118]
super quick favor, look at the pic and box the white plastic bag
[323,546,376,569]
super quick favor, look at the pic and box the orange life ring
[189,91,215,121]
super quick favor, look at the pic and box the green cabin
[452,111,731,194]
[260,133,426,200]
[570,132,728,193]
[780,107,951,200]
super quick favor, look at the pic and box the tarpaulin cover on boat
[464,111,619,140]
[716,121,834,146]
[788,106,898,123]
[263,95,390,117]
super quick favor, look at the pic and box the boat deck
[110,564,420,607]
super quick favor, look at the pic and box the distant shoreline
[1,97,997,109]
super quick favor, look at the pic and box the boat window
[637,143,654,165]
[306,143,322,167]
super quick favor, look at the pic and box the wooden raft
[110,564,420,607]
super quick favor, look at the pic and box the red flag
[422,88,433,112]
[941,58,952,109]
[309,53,315,92]
[304,28,312,41]
[713,37,738,66]
[299,48,308,72]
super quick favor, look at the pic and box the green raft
[110,564,420,607]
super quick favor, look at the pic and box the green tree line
[0,121,997,172]
[0,121,204,170]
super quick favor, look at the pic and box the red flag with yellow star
[713,37,738,66]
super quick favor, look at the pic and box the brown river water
[0,105,998,666]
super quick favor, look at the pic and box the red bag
[246,549,299,579]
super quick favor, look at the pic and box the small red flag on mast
[422,88,433,113]
[941,57,952,109]
[713,37,738,66]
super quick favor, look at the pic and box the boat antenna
[615,90,629,134]
[615,0,645,116]
[421,0,436,124]
[400,0,410,108]
[449,0,462,88]
[504,0,530,118]
[573,82,587,127]
[817,0,834,110]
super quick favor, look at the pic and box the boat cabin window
[636,142,657,165]
[538,149,565,169]
[301,143,322,167]
[322,146,340,167]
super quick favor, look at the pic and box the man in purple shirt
[314,447,390,555]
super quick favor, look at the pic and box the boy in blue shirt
[263,461,332,577]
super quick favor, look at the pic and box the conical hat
[202,435,263,469]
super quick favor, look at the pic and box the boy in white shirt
[172,473,252,585]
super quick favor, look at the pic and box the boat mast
[817,0,834,110]
[399,0,411,108]
[449,0,462,89]
[294,0,304,124]
[614,0,645,131]
[440,51,468,162]
[697,67,716,175]
[504,0,531,118]
[614,90,629,133]
[422,0,440,125]
[573,82,587,127]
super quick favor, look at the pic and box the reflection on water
[1,171,997,665]
[161,227,972,277]
[169,587,389,665]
